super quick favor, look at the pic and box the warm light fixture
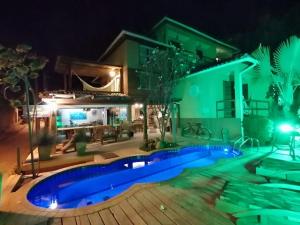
[109,70,116,77]
[134,103,143,109]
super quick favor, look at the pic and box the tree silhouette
[252,36,300,118]
[0,44,48,177]
[139,45,200,144]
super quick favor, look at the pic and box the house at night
[40,16,270,141]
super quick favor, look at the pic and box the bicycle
[182,122,212,140]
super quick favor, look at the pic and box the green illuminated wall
[174,72,225,118]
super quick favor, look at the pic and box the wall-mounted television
[70,112,87,120]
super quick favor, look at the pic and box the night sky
[0,0,299,62]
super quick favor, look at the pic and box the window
[139,45,153,66]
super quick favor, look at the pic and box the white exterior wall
[174,71,229,118]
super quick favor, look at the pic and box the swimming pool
[27,145,240,209]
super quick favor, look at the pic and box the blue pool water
[27,146,240,209]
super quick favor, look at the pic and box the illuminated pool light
[279,124,294,133]
[49,200,58,209]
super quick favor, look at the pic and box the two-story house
[97,17,240,122]
[45,16,270,141]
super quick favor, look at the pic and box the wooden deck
[0,150,269,225]
[0,177,233,225]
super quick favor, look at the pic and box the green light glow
[279,124,293,133]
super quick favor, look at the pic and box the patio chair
[99,125,118,144]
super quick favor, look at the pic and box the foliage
[0,43,47,177]
[244,116,274,145]
[0,44,48,107]
[74,130,89,143]
[138,45,200,141]
[35,129,56,146]
[252,36,300,117]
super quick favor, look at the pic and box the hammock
[75,74,120,92]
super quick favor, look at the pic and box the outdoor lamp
[109,70,116,77]
[279,123,294,133]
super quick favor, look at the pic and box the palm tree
[252,36,300,117]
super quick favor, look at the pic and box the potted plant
[36,129,56,161]
[74,130,89,156]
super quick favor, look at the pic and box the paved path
[0,124,30,175]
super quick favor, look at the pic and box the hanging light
[109,70,116,77]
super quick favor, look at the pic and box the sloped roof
[186,54,257,79]
[98,30,171,61]
[152,17,239,52]
[55,56,121,77]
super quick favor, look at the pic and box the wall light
[134,103,143,109]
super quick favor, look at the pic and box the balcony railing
[216,99,270,118]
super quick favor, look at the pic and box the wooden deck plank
[87,212,104,225]
[156,187,207,224]
[76,215,91,225]
[119,200,147,225]
[48,217,62,225]
[127,196,161,225]
[149,188,201,225]
[134,191,175,225]
[110,205,133,225]
[62,217,77,225]
[158,185,233,225]
[142,189,193,225]
[99,209,119,225]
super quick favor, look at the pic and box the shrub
[36,129,56,146]
[244,116,274,145]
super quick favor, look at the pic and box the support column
[127,104,132,122]
[68,73,73,91]
[234,71,244,140]
[63,73,68,91]
[143,103,148,144]
[171,103,177,143]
